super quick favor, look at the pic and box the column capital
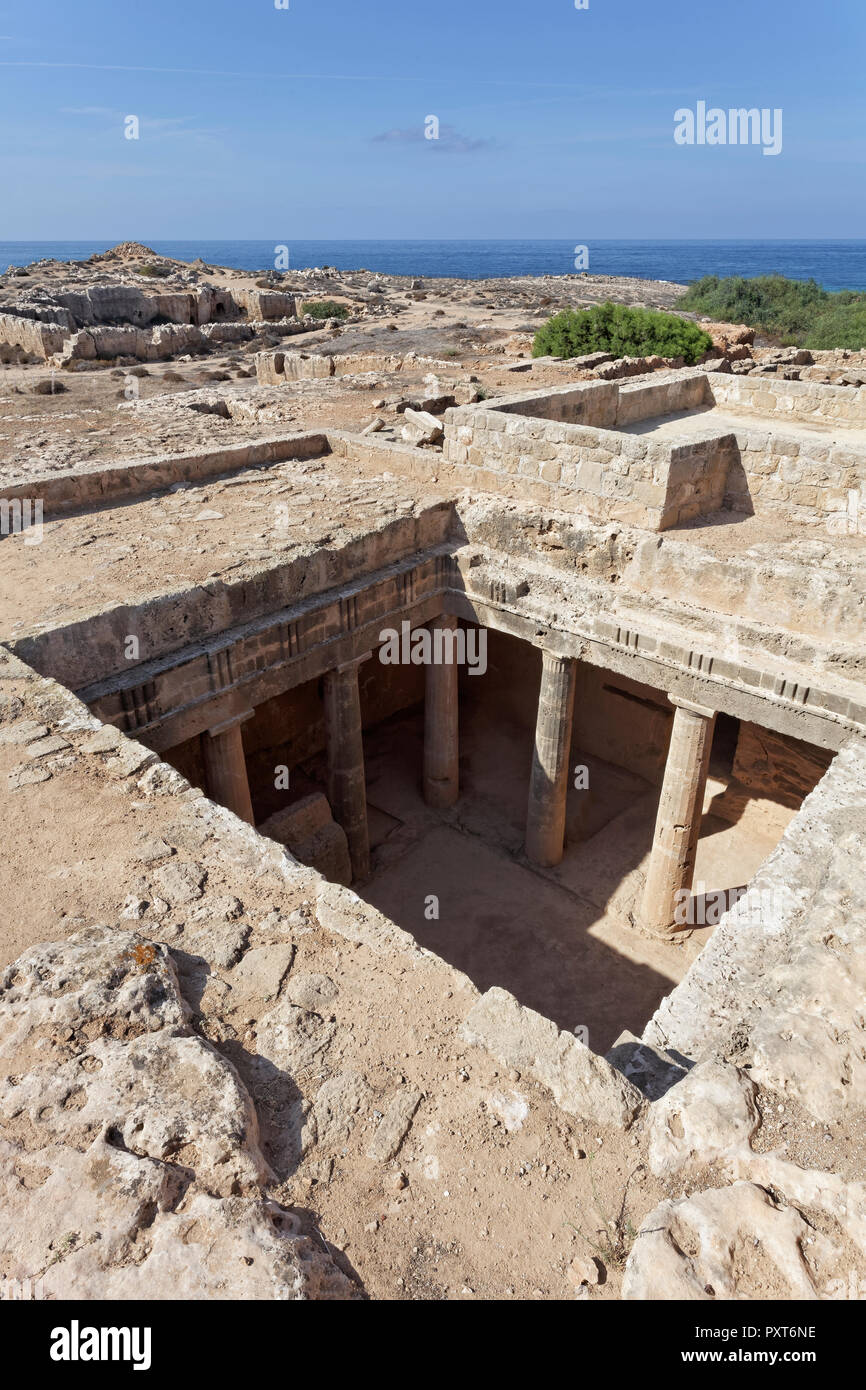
[207,709,254,739]
[330,651,373,676]
[669,695,716,719]
[539,645,574,669]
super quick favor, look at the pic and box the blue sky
[0,0,863,239]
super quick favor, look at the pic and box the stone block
[460,987,644,1129]
[258,793,352,887]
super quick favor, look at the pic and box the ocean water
[2,240,866,292]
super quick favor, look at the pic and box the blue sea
[2,240,866,292]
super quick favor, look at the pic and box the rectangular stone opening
[2,430,857,1071]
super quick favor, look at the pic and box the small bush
[302,300,349,321]
[805,302,866,351]
[138,262,171,278]
[532,303,713,366]
[32,377,68,394]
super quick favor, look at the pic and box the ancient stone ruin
[1,248,864,1304]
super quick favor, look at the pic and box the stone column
[641,697,717,938]
[201,711,255,825]
[324,655,371,882]
[423,614,460,809]
[525,650,577,868]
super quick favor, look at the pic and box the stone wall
[50,320,259,368]
[572,666,673,784]
[724,424,866,528]
[256,350,335,384]
[615,371,711,425]
[709,371,866,428]
[442,400,733,531]
[442,371,866,530]
[230,289,297,322]
[0,284,298,362]
[0,311,65,358]
[488,370,711,429]
[0,431,331,518]
[730,721,833,807]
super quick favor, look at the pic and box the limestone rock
[605,1029,688,1100]
[648,1061,759,1177]
[366,1087,422,1162]
[623,1182,839,1301]
[461,987,644,1130]
[151,859,207,905]
[259,793,352,887]
[306,1071,371,1153]
[285,971,339,1013]
[0,926,356,1298]
[255,998,337,1073]
[185,919,250,971]
[226,943,295,1006]
[487,1089,529,1132]
[316,881,422,957]
[0,926,188,1055]
[0,1133,354,1299]
[643,741,866,1125]
[401,408,443,445]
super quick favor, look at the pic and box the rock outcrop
[0,926,357,1299]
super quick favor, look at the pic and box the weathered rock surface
[0,926,357,1299]
[648,1061,759,1177]
[401,407,443,445]
[623,1182,838,1301]
[259,792,352,887]
[461,987,644,1129]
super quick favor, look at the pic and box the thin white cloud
[0,59,594,90]
[58,106,226,142]
[372,124,499,154]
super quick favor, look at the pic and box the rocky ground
[1,245,865,1303]
[2,654,864,1302]
[2,240,863,487]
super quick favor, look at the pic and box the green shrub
[302,300,349,321]
[805,302,866,351]
[677,274,866,348]
[532,303,713,366]
[138,262,171,279]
